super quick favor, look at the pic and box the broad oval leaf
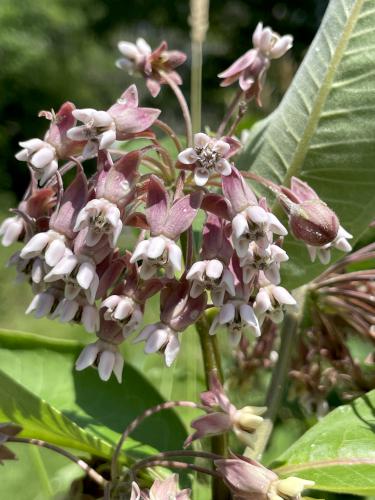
[0,369,115,460]
[0,329,187,457]
[240,0,375,290]
[272,390,375,496]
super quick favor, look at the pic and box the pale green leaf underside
[240,0,375,289]
[273,390,375,495]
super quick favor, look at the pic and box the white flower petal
[82,305,100,333]
[246,205,268,225]
[72,108,96,123]
[31,147,55,168]
[114,298,133,320]
[19,138,44,151]
[177,147,198,165]
[144,328,168,353]
[194,167,209,186]
[44,238,66,267]
[270,35,293,59]
[167,243,182,272]
[206,259,224,280]
[99,129,116,150]
[219,302,236,324]
[215,158,232,176]
[130,239,149,262]
[136,37,152,55]
[194,132,210,148]
[164,334,180,367]
[232,213,248,239]
[77,261,96,290]
[268,212,288,236]
[118,41,140,59]
[98,351,116,381]
[255,289,272,314]
[272,286,296,306]
[113,352,124,383]
[213,140,230,156]
[20,233,49,259]
[186,261,206,280]
[75,343,100,371]
[147,236,166,259]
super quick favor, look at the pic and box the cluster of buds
[2,24,351,386]
[290,243,375,412]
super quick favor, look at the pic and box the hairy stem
[197,314,229,500]
[160,71,193,146]
[191,40,203,133]
[9,437,107,487]
[154,119,183,152]
[111,400,206,480]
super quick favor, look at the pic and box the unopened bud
[272,476,315,499]
[288,200,339,246]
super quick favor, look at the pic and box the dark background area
[0,0,328,199]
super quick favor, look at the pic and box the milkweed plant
[1,1,375,499]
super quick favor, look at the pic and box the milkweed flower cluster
[2,23,351,387]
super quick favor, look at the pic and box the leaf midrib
[280,0,365,188]
[275,456,375,475]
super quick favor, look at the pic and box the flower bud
[288,199,339,246]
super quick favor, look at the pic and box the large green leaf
[272,390,375,496]
[240,0,375,290]
[0,329,187,455]
[0,369,116,460]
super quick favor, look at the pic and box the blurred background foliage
[0,0,328,200]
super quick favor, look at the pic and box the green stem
[266,313,298,421]
[253,313,299,459]
[191,40,203,133]
[197,314,229,500]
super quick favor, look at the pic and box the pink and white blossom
[307,225,353,264]
[75,339,124,382]
[101,294,143,338]
[186,259,235,306]
[254,284,296,324]
[239,242,289,285]
[15,139,58,185]
[231,205,287,257]
[178,133,236,186]
[130,235,182,279]
[20,229,68,268]
[74,198,123,247]
[210,300,260,345]
[117,39,186,97]
[134,322,181,367]
[0,216,24,247]
[44,253,99,304]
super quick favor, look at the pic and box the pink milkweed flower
[281,177,351,263]
[186,259,235,306]
[67,85,160,157]
[101,294,143,338]
[44,252,99,304]
[254,283,296,325]
[209,299,260,346]
[0,216,24,247]
[15,139,58,185]
[222,168,287,256]
[15,102,83,185]
[20,229,68,268]
[215,454,314,500]
[130,175,201,279]
[116,38,187,97]
[75,315,125,382]
[177,133,240,186]
[134,280,206,366]
[185,371,266,448]
[75,339,124,382]
[131,474,191,500]
[73,198,123,248]
[239,242,289,285]
[51,298,100,333]
[218,22,293,105]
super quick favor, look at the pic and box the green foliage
[240,0,375,290]
[273,390,375,496]
[0,329,187,454]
